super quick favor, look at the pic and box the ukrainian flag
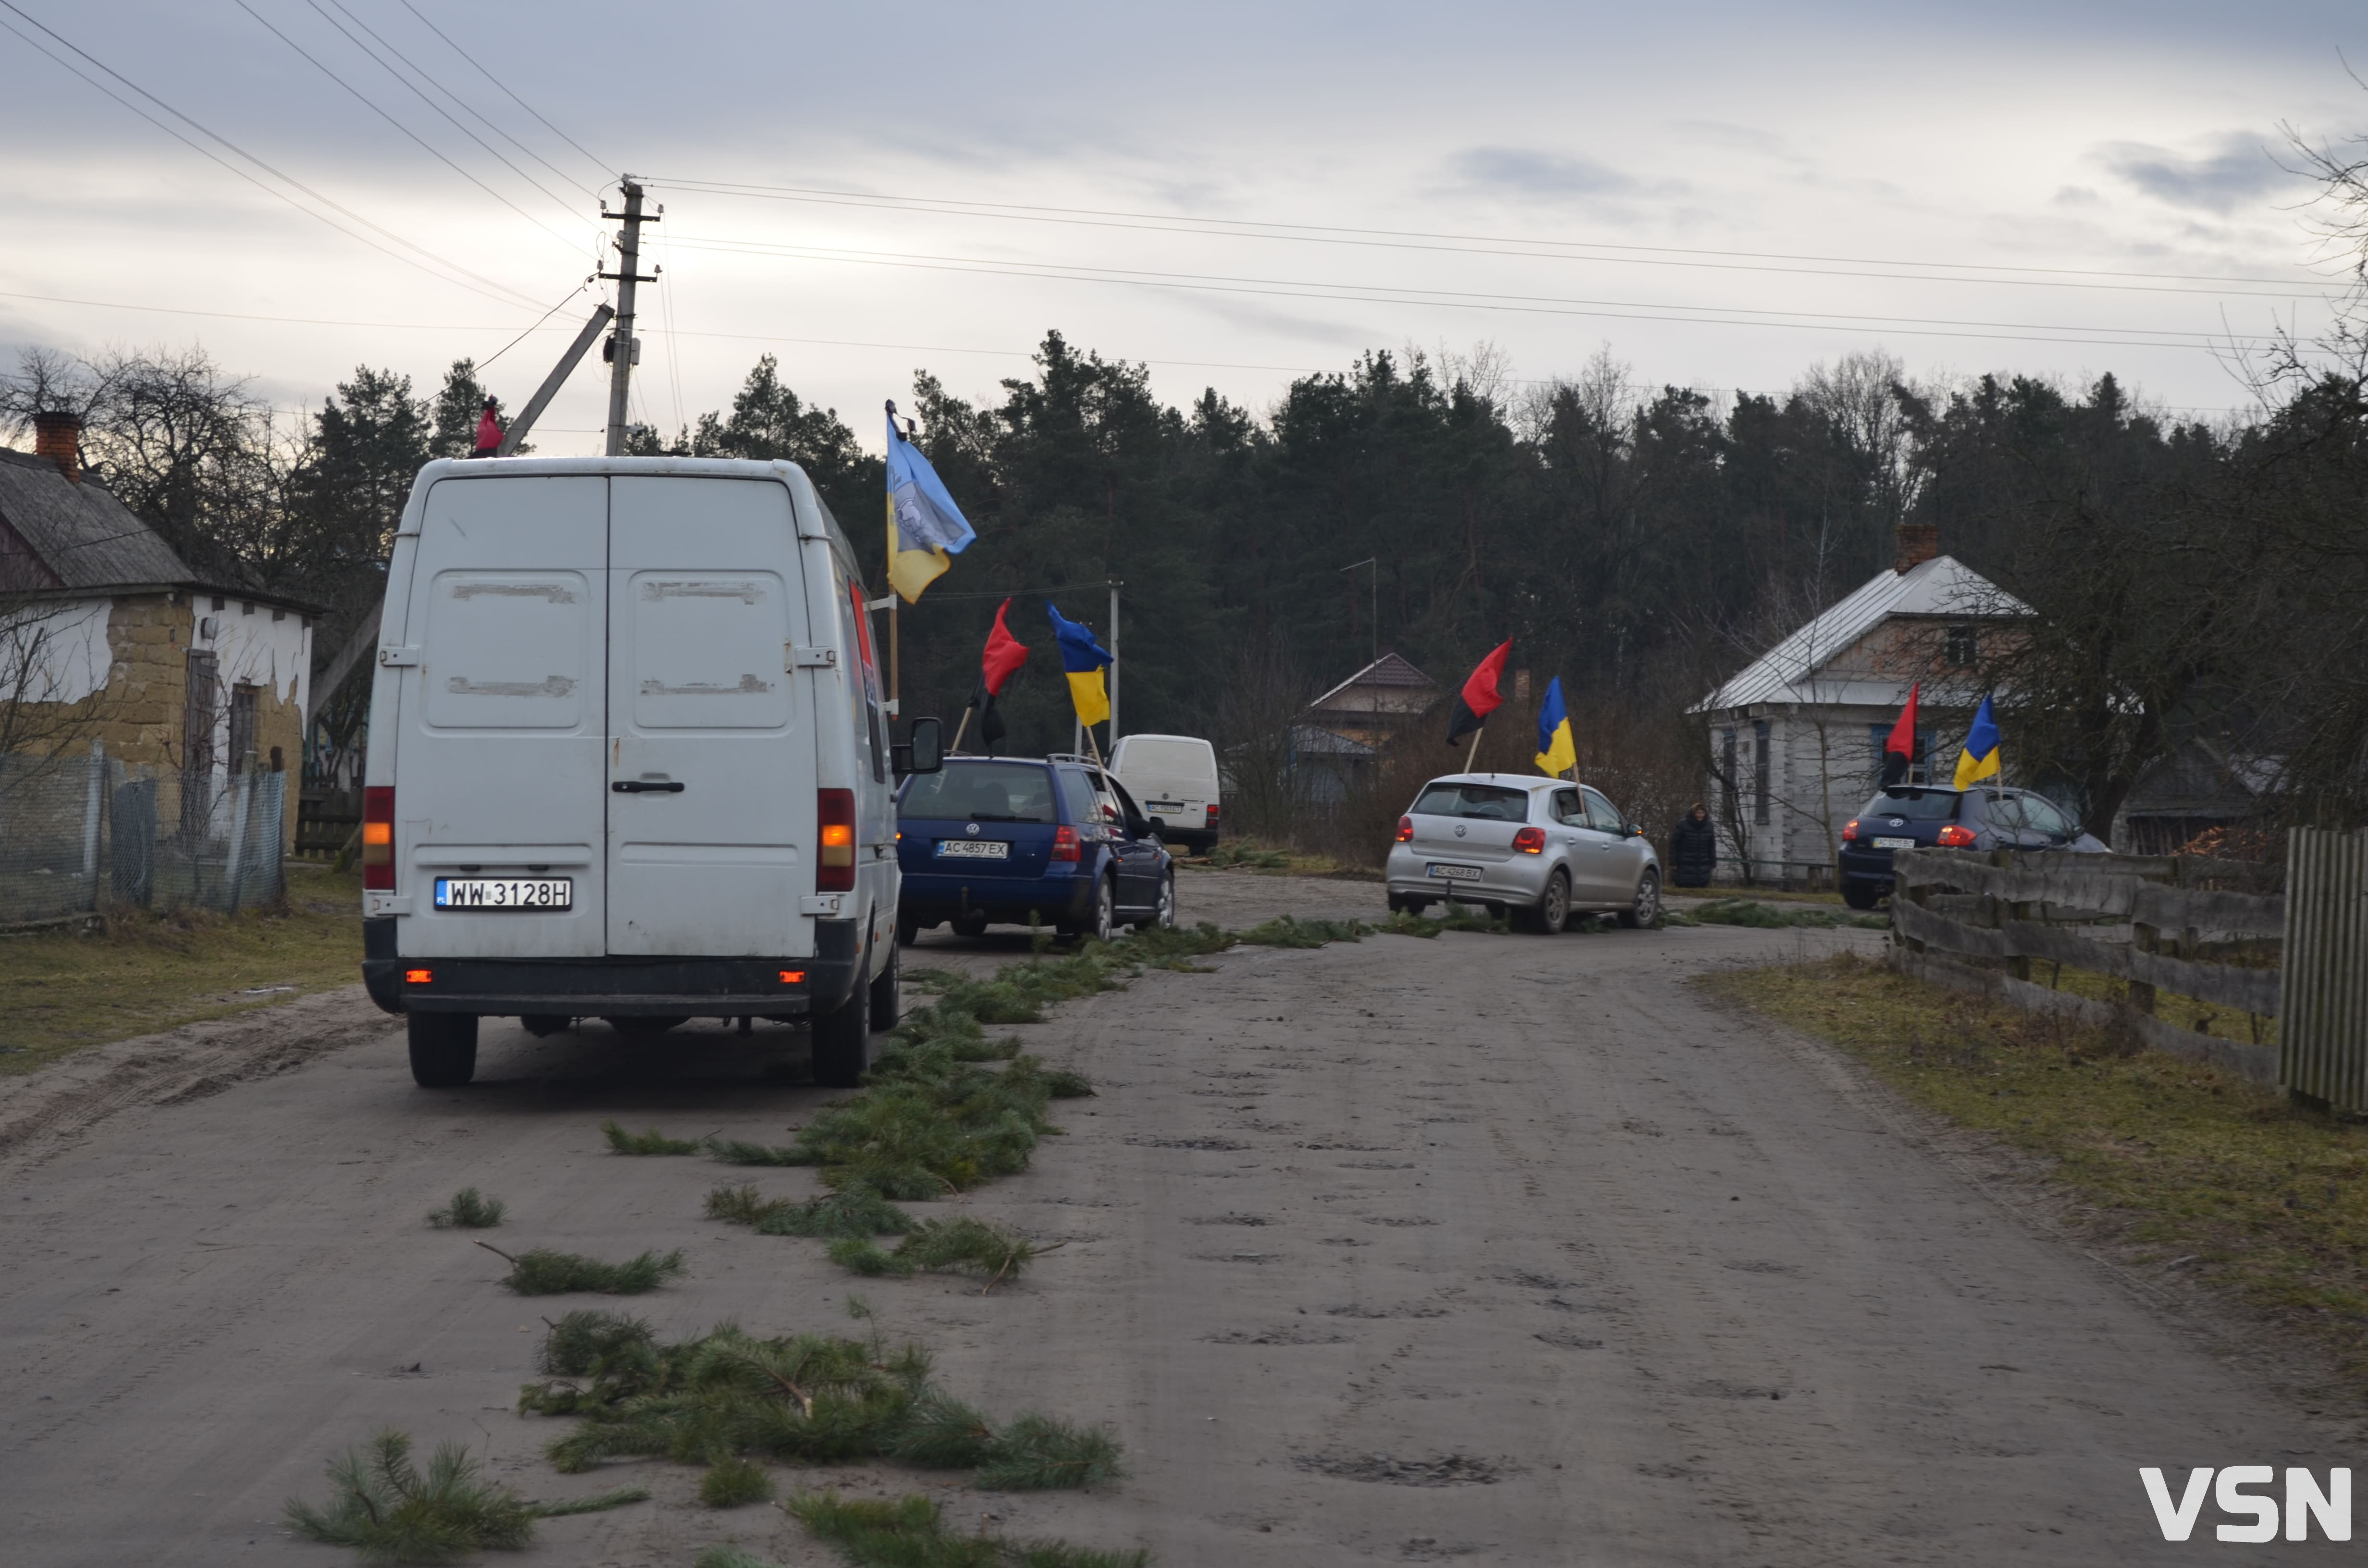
[1534,676,1576,776]
[1953,694,2002,789]
[885,404,976,604]
[1046,602,1113,727]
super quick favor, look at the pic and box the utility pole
[1108,579,1122,743]
[600,177,659,456]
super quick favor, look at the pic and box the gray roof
[1692,554,2029,714]
[0,446,263,597]
[1309,652,1436,710]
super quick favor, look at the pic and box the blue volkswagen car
[896,757,1176,943]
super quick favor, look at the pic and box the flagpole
[1465,729,1483,773]
[885,489,900,713]
[948,706,972,756]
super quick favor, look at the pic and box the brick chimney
[1893,522,1938,575]
[33,411,81,484]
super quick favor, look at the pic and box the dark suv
[1837,785,2105,908]
[896,757,1176,943]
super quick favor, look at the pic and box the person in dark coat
[1669,802,1717,888]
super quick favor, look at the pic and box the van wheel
[407,1013,478,1088]
[1522,870,1572,935]
[1617,870,1661,929]
[867,941,901,1032]
[810,966,870,1087]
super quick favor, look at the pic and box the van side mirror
[894,716,943,776]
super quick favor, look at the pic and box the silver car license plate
[1427,862,1483,881]
[434,877,572,910]
[935,840,1011,860]
[1873,836,1918,850]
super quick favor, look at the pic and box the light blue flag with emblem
[885,402,976,604]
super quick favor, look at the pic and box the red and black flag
[1445,639,1513,747]
[970,597,1030,751]
[1880,682,1920,787]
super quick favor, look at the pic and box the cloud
[2098,133,2289,214]
[1446,146,1637,200]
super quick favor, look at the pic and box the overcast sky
[3,0,2364,453]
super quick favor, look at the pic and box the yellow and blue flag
[1534,676,1576,776]
[1953,694,2002,789]
[1046,602,1113,728]
[885,402,976,604]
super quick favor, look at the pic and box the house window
[228,685,259,774]
[1753,719,1771,826]
[1720,729,1737,819]
[1944,625,1978,668]
[1870,723,1889,786]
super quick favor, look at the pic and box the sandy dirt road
[0,872,2344,1565]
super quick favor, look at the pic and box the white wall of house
[1706,704,1956,880]
[189,597,310,791]
[3,596,113,708]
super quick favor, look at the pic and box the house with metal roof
[0,414,313,866]
[1304,652,1439,750]
[1690,525,2030,883]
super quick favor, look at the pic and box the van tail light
[1205,804,1220,829]
[1936,823,1977,848]
[362,786,395,891]
[1051,825,1081,863]
[1841,818,1860,843]
[1512,825,1546,855]
[818,788,856,891]
[1395,815,1414,843]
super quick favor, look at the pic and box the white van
[1109,733,1221,853]
[358,457,939,1090]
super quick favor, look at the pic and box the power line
[0,0,544,310]
[663,235,2299,352]
[229,0,582,255]
[641,176,2334,300]
[477,276,598,369]
[395,0,608,180]
[308,0,588,218]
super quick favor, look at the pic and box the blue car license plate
[934,840,1010,860]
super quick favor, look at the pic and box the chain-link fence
[0,748,285,925]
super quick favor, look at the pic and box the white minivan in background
[358,457,939,1090]
[1109,733,1221,853]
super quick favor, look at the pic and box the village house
[0,413,313,907]
[1690,524,2030,885]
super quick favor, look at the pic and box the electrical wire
[477,275,598,369]
[229,0,582,254]
[0,2,546,310]
[395,0,608,181]
[662,235,2295,352]
[656,221,686,437]
[309,0,588,218]
[641,176,2334,300]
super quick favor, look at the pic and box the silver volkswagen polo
[1385,772,1662,933]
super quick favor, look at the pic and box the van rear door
[402,475,607,958]
[605,476,811,956]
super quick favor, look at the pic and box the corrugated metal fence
[2281,827,2368,1112]
[0,747,285,926]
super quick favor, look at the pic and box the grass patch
[426,1188,504,1229]
[479,1241,686,1296]
[1687,897,1888,931]
[1706,952,2368,1389]
[518,1309,1124,1494]
[1197,838,1292,870]
[1377,905,1511,938]
[698,1454,775,1508]
[828,1216,1054,1293]
[706,1182,917,1239]
[284,1428,645,1563]
[762,1491,1150,1568]
[601,1118,703,1155]
[1235,915,1371,947]
[0,861,362,1074]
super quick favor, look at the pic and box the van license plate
[435,877,573,910]
[1873,836,1918,850]
[1427,862,1483,881]
[1145,799,1185,812]
[935,840,1010,860]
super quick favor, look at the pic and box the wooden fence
[2281,828,2368,1111]
[1889,847,2287,1088]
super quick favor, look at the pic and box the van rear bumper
[361,917,862,1018]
